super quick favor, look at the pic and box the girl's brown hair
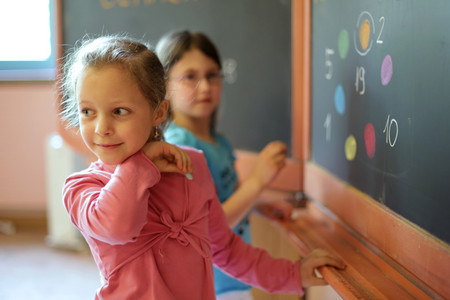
[59,35,168,140]
[156,30,222,134]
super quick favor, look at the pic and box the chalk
[185,172,193,180]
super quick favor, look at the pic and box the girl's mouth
[96,143,122,149]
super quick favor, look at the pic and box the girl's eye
[206,72,223,82]
[206,72,219,80]
[80,108,93,117]
[114,108,129,116]
[184,73,198,83]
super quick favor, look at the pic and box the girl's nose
[196,77,212,92]
[95,116,113,136]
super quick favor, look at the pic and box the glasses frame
[170,71,224,89]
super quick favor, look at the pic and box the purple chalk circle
[381,55,393,86]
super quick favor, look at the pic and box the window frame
[0,0,57,81]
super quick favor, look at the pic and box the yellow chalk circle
[345,135,357,161]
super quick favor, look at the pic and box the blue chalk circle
[334,84,346,115]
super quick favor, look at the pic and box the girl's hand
[247,141,288,190]
[299,249,346,288]
[141,141,193,175]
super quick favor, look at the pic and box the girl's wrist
[243,176,265,196]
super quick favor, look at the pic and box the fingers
[306,249,346,270]
[263,141,288,167]
[300,248,346,288]
[307,268,328,286]
[261,141,288,158]
[142,142,193,175]
[257,141,287,169]
[250,141,288,188]
[314,249,346,270]
[169,144,192,174]
[272,152,287,168]
[165,144,193,175]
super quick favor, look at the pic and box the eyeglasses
[171,72,223,88]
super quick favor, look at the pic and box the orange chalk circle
[354,11,375,56]
[359,19,371,50]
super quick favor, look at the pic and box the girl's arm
[210,194,346,294]
[63,152,160,245]
[222,141,290,228]
[209,192,304,295]
[64,142,192,245]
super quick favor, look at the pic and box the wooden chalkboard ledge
[255,200,445,299]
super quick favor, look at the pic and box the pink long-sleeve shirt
[63,148,303,299]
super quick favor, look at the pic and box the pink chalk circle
[364,123,376,159]
[381,54,393,86]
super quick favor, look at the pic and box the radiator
[45,133,87,251]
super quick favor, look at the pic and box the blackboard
[311,0,450,244]
[61,0,292,152]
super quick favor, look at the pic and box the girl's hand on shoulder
[141,141,193,175]
[299,249,346,288]
[248,141,288,189]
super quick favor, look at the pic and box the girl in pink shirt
[59,35,345,299]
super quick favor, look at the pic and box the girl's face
[76,65,165,165]
[167,48,222,122]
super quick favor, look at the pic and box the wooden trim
[256,200,442,299]
[291,0,450,298]
[292,0,311,163]
[303,163,450,298]
[291,0,304,160]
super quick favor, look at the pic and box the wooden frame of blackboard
[283,0,449,298]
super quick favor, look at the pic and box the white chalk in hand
[314,268,323,278]
[185,172,193,180]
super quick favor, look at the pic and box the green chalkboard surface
[311,0,450,243]
[61,0,291,152]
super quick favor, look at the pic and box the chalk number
[325,48,335,80]
[383,114,398,147]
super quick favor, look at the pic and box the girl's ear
[152,99,169,126]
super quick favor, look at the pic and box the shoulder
[179,146,206,166]
[164,123,199,148]
[179,146,213,181]
[65,152,158,186]
[64,161,112,186]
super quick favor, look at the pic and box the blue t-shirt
[164,123,252,294]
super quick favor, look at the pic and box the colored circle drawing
[338,29,349,59]
[353,11,375,56]
[359,19,371,50]
[334,85,345,115]
[345,135,357,161]
[364,123,376,158]
[381,54,393,86]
